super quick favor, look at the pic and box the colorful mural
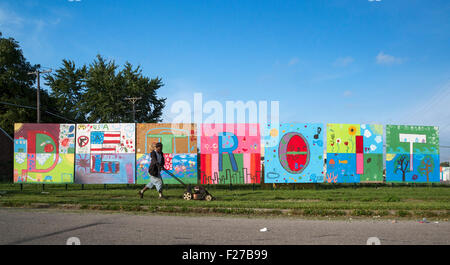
[200,124,261,184]
[12,122,443,185]
[263,123,324,183]
[136,123,198,184]
[75,123,135,184]
[386,125,439,182]
[13,123,75,183]
[326,124,383,183]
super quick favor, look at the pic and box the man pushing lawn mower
[138,142,166,199]
[138,142,214,201]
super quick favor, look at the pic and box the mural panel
[75,123,135,184]
[326,124,383,183]
[386,125,439,182]
[14,123,75,183]
[200,124,261,184]
[136,123,198,184]
[263,123,324,183]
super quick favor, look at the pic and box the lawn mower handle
[162,168,187,188]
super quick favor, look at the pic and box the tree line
[0,32,166,137]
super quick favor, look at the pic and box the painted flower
[375,135,382,144]
[348,125,357,136]
[336,138,341,144]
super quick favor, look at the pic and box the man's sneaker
[138,190,143,199]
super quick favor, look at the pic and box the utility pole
[28,68,52,123]
[124,97,142,122]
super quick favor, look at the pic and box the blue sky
[1,0,449,161]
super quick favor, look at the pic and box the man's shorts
[145,175,163,192]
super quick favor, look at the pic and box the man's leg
[139,181,153,198]
[155,178,164,199]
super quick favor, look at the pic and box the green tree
[46,54,166,123]
[0,32,57,136]
[440,162,450,167]
[118,61,165,123]
[44,59,87,122]
[82,55,123,122]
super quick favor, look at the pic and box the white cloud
[288,57,299,66]
[0,4,63,52]
[343,90,352,97]
[311,73,343,83]
[0,5,24,31]
[376,52,403,65]
[333,56,354,67]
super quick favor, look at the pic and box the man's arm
[161,152,165,169]
[151,151,163,168]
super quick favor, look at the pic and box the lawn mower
[163,169,214,201]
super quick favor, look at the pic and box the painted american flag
[90,131,121,154]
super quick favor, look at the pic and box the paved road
[0,208,448,245]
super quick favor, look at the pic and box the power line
[28,68,52,123]
[124,97,142,122]
[0,126,13,142]
[0,101,77,123]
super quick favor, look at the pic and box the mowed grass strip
[0,184,449,219]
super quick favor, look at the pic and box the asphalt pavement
[0,208,448,245]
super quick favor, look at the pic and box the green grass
[0,183,449,219]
